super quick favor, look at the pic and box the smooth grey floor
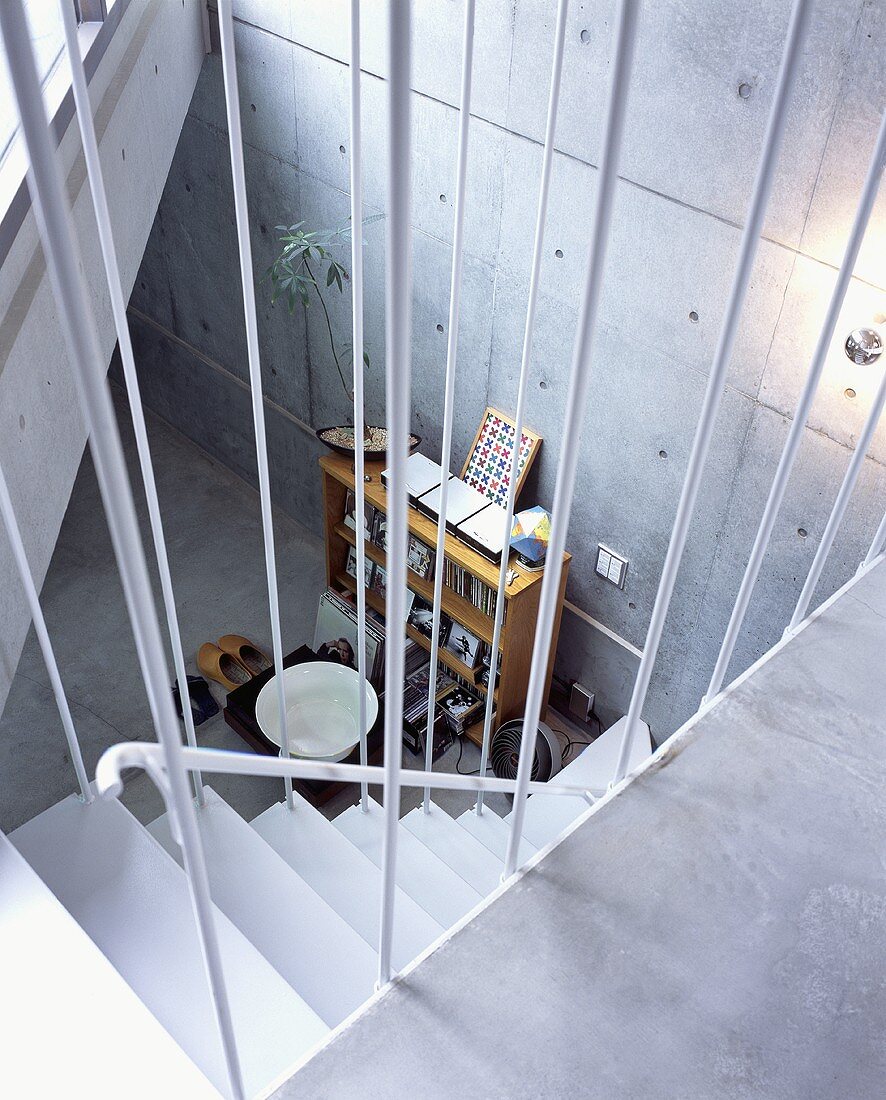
[276,559,886,1100]
[0,385,516,833]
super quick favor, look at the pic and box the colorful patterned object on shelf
[510,506,552,569]
[461,407,541,507]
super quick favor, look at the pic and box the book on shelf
[406,533,434,579]
[343,489,377,540]
[443,558,499,619]
[407,594,451,645]
[345,544,375,588]
[313,588,385,688]
[437,681,483,736]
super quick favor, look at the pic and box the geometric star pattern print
[463,412,534,507]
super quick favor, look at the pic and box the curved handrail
[96,742,606,804]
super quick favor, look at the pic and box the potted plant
[262,217,419,457]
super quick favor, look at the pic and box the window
[0,2,72,168]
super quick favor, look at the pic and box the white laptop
[455,501,510,563]
[382,452,453,505]
[416,477,491,532]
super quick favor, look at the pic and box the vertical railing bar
[475,0,569,817]
[377,0,412,987]
[612,0,813,786]
[705,107,886,701]
[58,0,204,805]
[349,0,370,813]
[0,462,92,803]
[503,0,642,880]
[422,0,476,815]
[862,505,886,569]
[787,367,886,630]
[217,0,293,811]
[0,4,245,1097]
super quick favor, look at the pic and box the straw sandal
[197,642,252,692]
[217,634,272,678]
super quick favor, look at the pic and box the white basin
[255,662,378,762]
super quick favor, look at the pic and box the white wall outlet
[595,544,628,589]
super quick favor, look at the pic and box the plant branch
[303,255,352,401]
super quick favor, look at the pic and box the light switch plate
[595,543,628,589]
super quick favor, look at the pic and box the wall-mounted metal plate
[596,544,628,589]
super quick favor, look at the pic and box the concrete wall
[127,0,886,741]
[0,0,205,713]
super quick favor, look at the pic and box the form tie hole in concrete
[439,194,447,203]
[154,64,159,76]
[539,380,548,390]
[659,449,668,459]
[260,224,267,235]
[121,148,125,161]
[738,82,752,100]
[580,28,591,44]
[140,281,146,291]
[798,528,808,539]
[19,415,25,431]
[689,310,699,323]
[436,323,444,334]
[555,248,564,259]
[844,388,857,399]
[251,103,256,112]
[339,144,346,155]
[185,183,191,193]
[201,320,209,333]
[628,601,636,610]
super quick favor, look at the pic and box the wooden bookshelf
[320,453,570,747]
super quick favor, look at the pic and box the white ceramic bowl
[255,661,378,762]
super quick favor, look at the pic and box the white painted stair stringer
[402,801,503,895]
[334,797,483,928]
[10,792,328,1099]
[251,793,444,971]
[149,785,378,1027]
[0,831,220,1098]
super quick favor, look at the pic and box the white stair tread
[401,801,503,895]
[0,832,219,1098]
[252,794,444,971]
[456,804,537,867]
[506,718,653,849]
[149,785,377,1027]
[505,791,591,849]
[333,798,483,929]
[11,792,327,1098]
[555,716,651,790]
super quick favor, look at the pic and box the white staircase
[251,789,445,971]
[0,832,220,1098]
[10,791,328,1098]
[3,722,648,1098]
[148,785,378,1026]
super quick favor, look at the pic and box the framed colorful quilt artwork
[460,407,542,508]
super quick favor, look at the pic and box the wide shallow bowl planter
[316,424,421,457]
[255,661,378,762]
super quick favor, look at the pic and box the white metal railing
[612,0,814,784]
[4,0,886,1093]
[423,0,475,815]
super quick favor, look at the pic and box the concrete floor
[276,558,886,1099]
[0,385,520,834]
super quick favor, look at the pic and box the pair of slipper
[172,676,219,727]
[198,634,272,693]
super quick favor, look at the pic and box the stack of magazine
[313,588,386,689]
